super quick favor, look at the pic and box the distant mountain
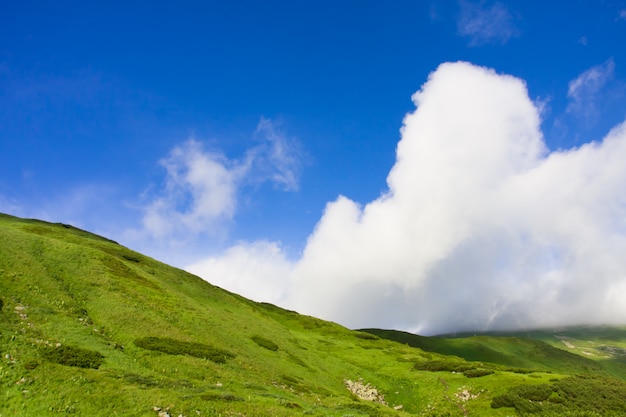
[2,213,626,416]
[362,327,626,378]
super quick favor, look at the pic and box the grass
[1,212,626,416]
[363,328,606,375]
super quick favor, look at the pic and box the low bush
[491,384,553,412]
[552,375,626,414]
[505,367,536,374]
[122,254,140,263]
[41,345,104,369]
[251,335,279,351]
[492,394,543,413]
[490,394,515,409]
[280,401,302,409]
[122,373,160,387]
[134,336,234,363]
[355,332,379,340]
[200,393,244,402]
[463,368,494,378]
[491,376,626,415]
[515,383,553,401]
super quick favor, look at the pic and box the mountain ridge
[2,212,626,416]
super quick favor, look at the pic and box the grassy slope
[361,329,608,376]
[366,327,626,380]
[497,327,626,379]
[1,213,625,417]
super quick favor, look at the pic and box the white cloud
[141,139,240,238]
[457,0,520,46]
[619,9,626,20]
[187,240,293,303]
[189,62,626,335]
[114,118,304,268]
[138,118,302,240]
[567,58,615,118]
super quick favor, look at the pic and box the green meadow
[2,213,626,416]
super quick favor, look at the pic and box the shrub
[514,398,543,414]
[491,383,553,412]
[0,298,3,311]
[491,394,515,409]
[280,401,302,409]
[505,367,535,374]
[122,373,159,387]
[41,345,104,369]
[122,254,140,263]
[510,383,553,401]
[552,375,626,414]
[355,332,379,340]
[491,393,543,413]
[251,335,279,351]
[547,391,565,404]
[134,336,234,363]
[463,368,494,378]
[200,393,244,402]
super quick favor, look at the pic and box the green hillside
[2,213,626,416]
[491,327,626,380]
[361,329,608,376]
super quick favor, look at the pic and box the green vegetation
[477,327,626,379]
[491,383,553,412]
[364,328,605,375]
[414,358,494,378]
[134,336,234,363]
[463,368,494,378]
[251,335,279,351]
[40,344,104,369]
[199,392,244,402]
[491,375,626,416]
[1,212,626,416]
[414,359,476,372]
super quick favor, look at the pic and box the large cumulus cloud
[188,62,626,335]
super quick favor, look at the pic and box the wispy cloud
[457,0,520,46]
[567,58,615,120]
[619,9,626,20]
[251,117,303,192]
[137,118,303,241]
[189,62,626,335]
[141,139,241,238]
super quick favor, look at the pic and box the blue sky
[2,1,626,334]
